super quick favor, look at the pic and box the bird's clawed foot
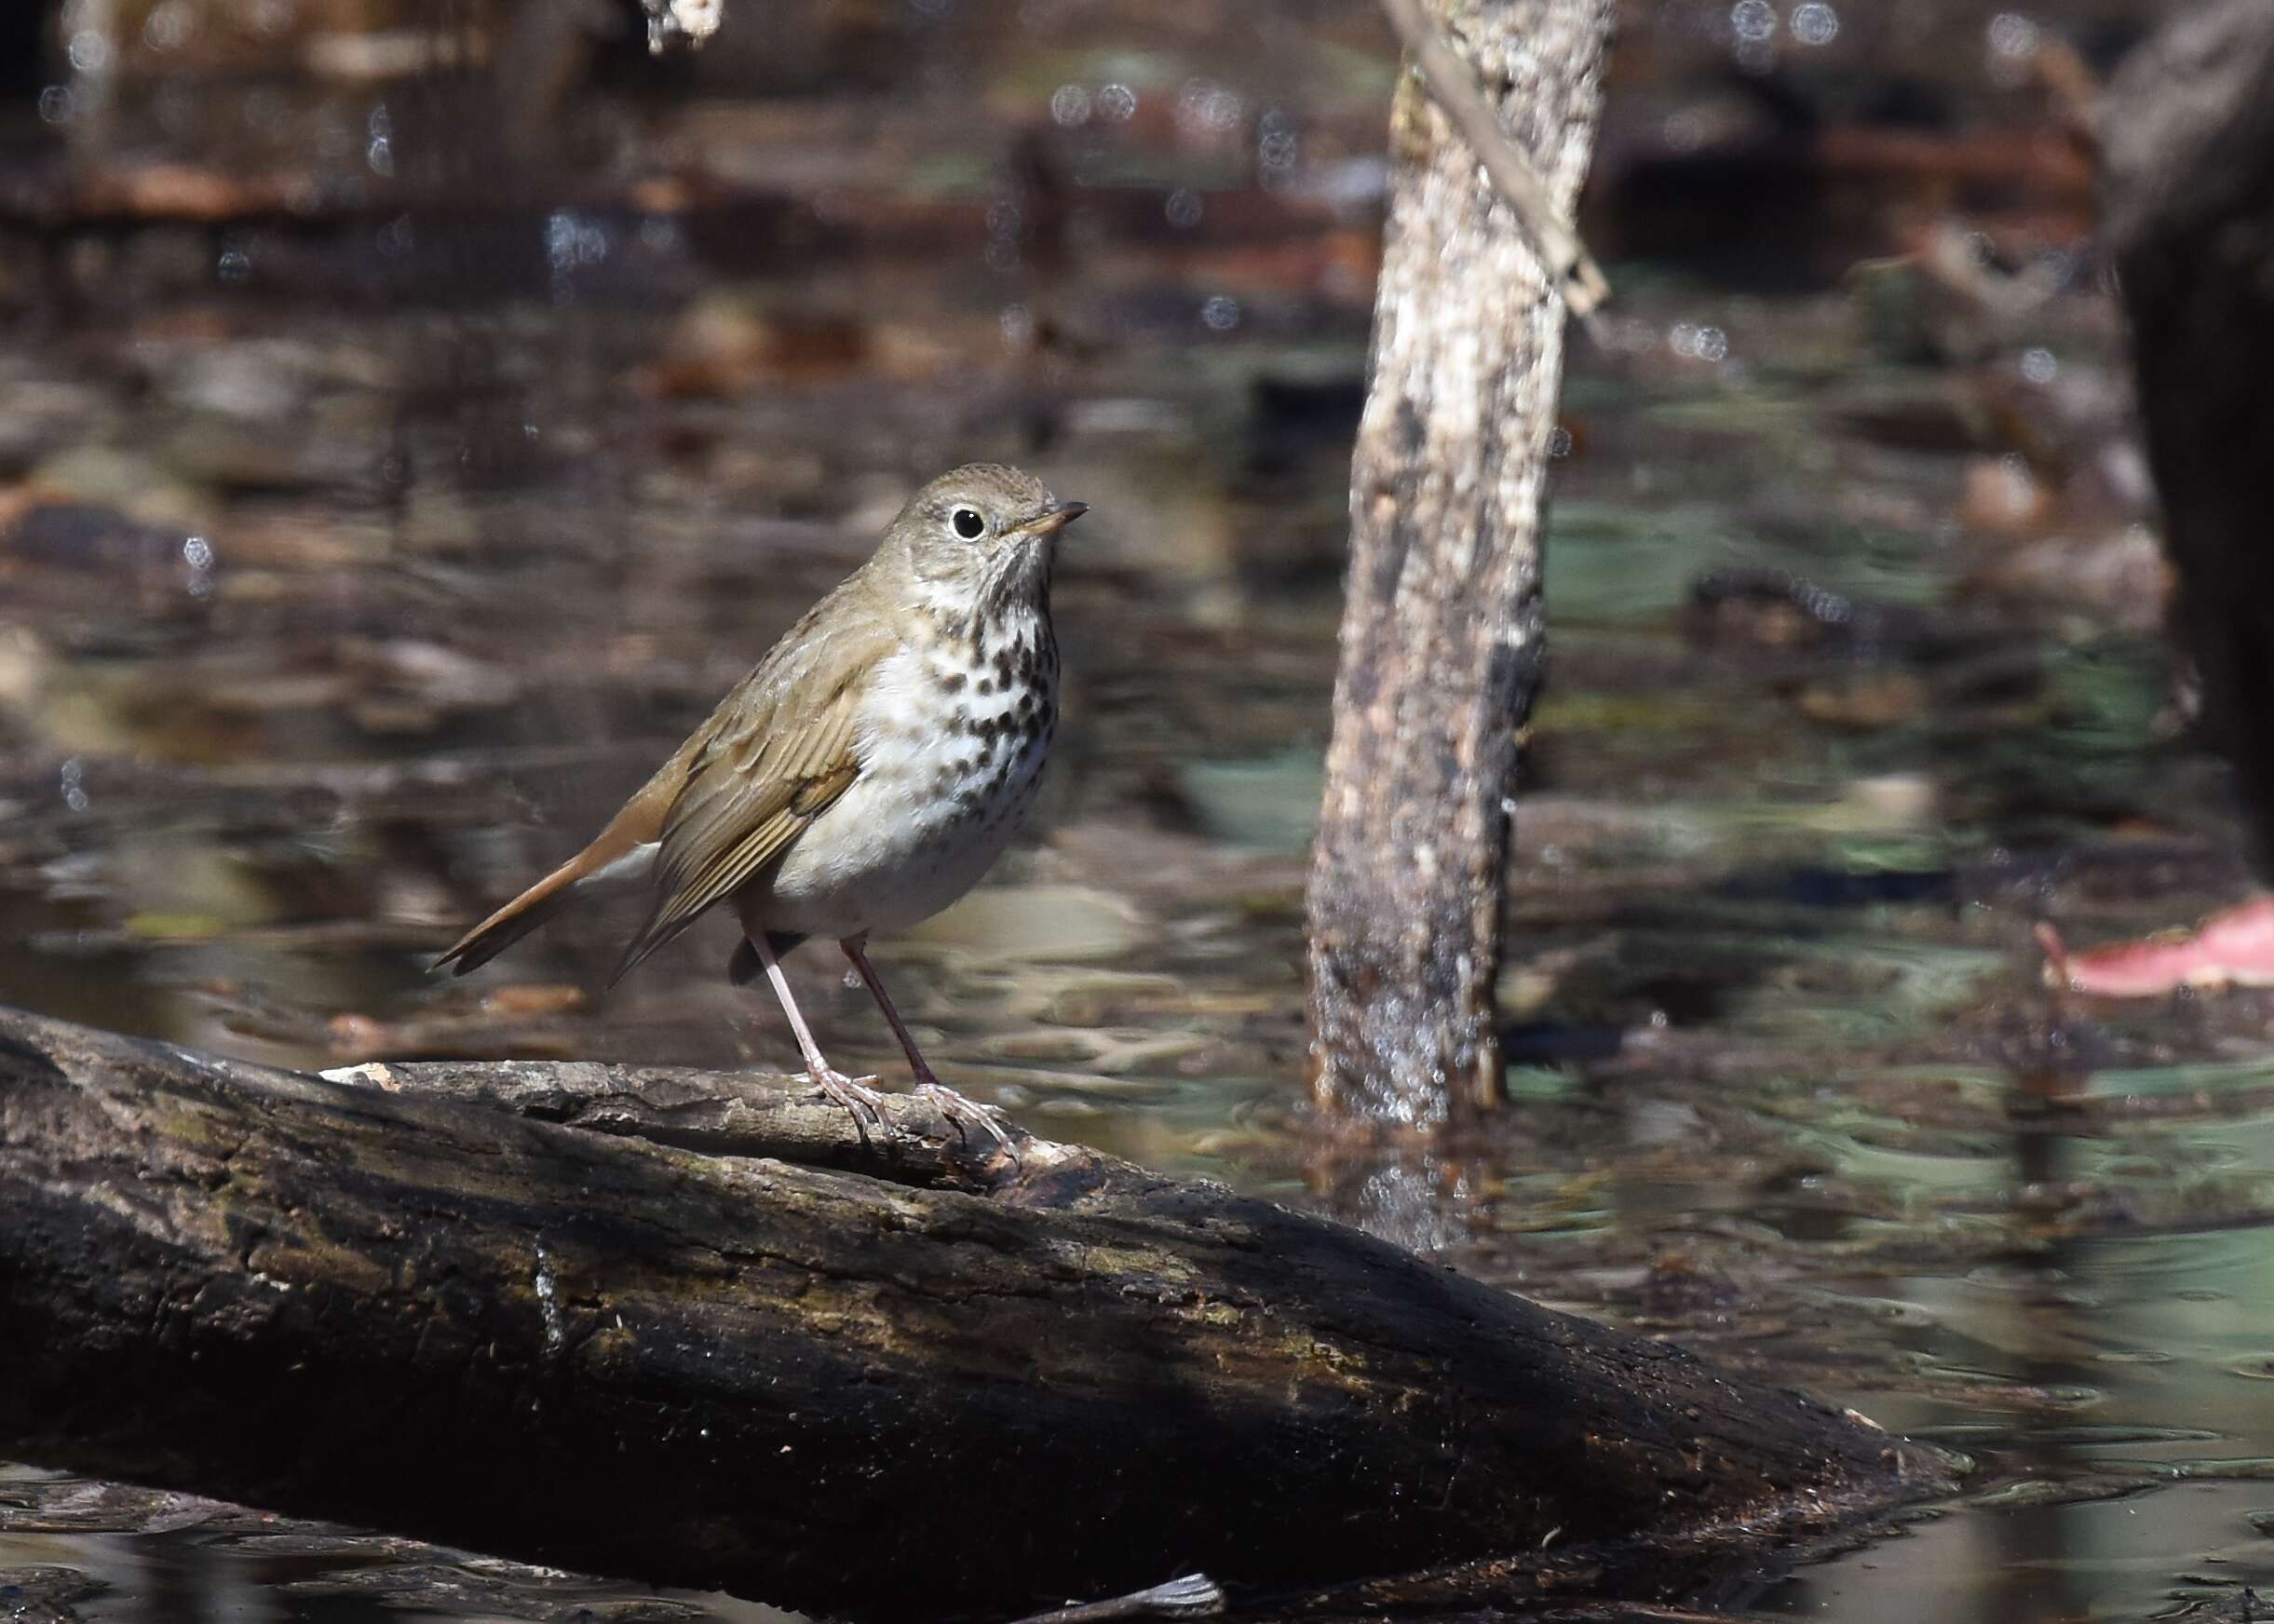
[808,1066,1012,1163]
[913,1080,1016,1157]
[808,1067,891,1135]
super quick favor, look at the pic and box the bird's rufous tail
[432,855,592,976]
[433,773,678,976]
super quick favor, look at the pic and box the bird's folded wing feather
[609,619,885,983]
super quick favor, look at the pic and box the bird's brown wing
[607,628,883,985]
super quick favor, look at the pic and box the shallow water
[9,1,2274,1620]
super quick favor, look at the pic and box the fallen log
[0,1006,1942,1621]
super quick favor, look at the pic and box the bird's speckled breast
[754,605,1058,940]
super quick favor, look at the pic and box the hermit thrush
[435,464,1086,1142]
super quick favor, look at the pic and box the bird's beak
[1019,500,1089,536]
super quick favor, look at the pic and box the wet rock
[480,983,589,1018]
[275,1561,711,1621]
[639,293,877,399]
[904,884,1143,965]
[1795,670,1929,729]
[1965,522,2172,631]
[1957,453,2058,535]
[1826,378,1991,453]
[338,637,521,731]
[0,1472,258,1536]
[161,397,386,494]
[5,500,204,573]
[1637,1249,1744,1319]
[0,1566,103,1624]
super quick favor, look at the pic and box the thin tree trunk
[0,1006,1939,1623]
[1308,0,1614,1123]
[2104,0,2274,864]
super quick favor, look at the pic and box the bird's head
[884,463,1087,618]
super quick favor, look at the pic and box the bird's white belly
[753,639,1052,941]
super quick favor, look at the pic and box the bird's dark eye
[951,507,985,540]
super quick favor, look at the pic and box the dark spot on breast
[976,676,995,697]
[938,670,967,694]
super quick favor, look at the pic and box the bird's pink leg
[841,935,1010,1150]
[746,931,888,1130]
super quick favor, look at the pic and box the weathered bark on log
[2104,0,2274,865]
[0,1006,1940,1620]
[1308,0,1615,1123]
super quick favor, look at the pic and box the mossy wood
[0,1007,1937,1621]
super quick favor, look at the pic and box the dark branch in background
[1378,0,1613,329]
[2105,1,2274,864]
